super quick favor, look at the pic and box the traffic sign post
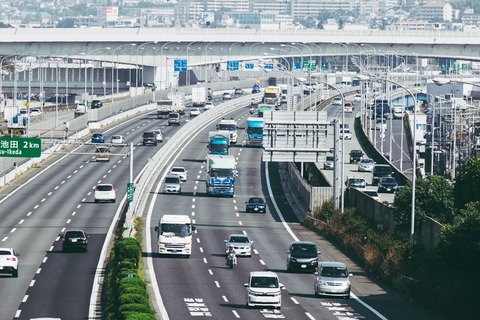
[174,59,187,72]
[0,137,41,158]
[126,182,134,203]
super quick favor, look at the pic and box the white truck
[206,154,237,197]
[157,99,174,118]
[216,118,238,144]
[154,215,196,257]
[192,87,207,107]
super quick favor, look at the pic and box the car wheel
[12,269,18,278]
[94,199,98,203]
[112,199,116,203]
[154,142,157,146]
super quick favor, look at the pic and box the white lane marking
[291,297,299,304]
[232,310,240,318]
[2,237,8,242]
[253,249,259,255]
[10,228,16,233]
[15,310,21,318]
[27,212,32,216]
[238,221,243,226]
[203,258,208,264]
[66,219,71,224]
[41,198,46,202]
[29,280,35,287]
[214,281,220,288]
[22,295,28,303]
[222,295,229,302]
[54,186,59,190]
[235,212,239,218]
[36,268,41,274]
[208,269,213,276]
[72,211,77,216]
[196,238,200,243]
[47,192,52,196]
[42,257,48,263]
[61,180,65,184]
[199,247,204,253]
[259,259,266,265]
[49,245,54,251]
[67,175,72,179]
[34,205,39,209]
[305,313,316,320]
[19,219,24,224]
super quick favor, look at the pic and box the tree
[454,157,480,209]
[394,175,454,234]
[437,201,480,272]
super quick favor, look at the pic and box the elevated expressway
[1,28,480,91]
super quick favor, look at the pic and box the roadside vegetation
[305,157,480,319]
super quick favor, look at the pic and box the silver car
[314,261,352,299]
[224,234,253,257]
[152,130,163,142]
[162,175,181,194]
[323,156,334,170]
[358,158,375,172]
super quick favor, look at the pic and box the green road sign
[302,60,316,71]
[321,62,329,70]
[0,137,41,158]
[127,182,134,203]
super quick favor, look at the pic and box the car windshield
[375,166,392,175]
[351,151,362,156]
[143,132,154,137]
[361,159,374,164]
[251,276,278,288]
[320,266,348,278]
[326,156,334,162]
[165,177,180,184]
[350,179,364,184]
[209,168,234,177]
[291,244,317,257]
[249,198,264,203]
[93,134,102,138]
[171,168,184,173]
[381,178,396,184]
[229,236,249,243]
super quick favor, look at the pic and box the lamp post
[160,41,177,90]
[186,41,197,86]
[358,75,417,242]
[111,43,136,103]
[135,42,152,91]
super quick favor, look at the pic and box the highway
[0,93,436,320]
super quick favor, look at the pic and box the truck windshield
[209,168,234,177]
[218,124,236,131]
[247,127,263,134]
[210,145,228,153]
[161,223,191,237]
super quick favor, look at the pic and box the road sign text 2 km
[0,137,42,158]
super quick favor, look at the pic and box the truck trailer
[246,117,264,147]
[192,87,207,107]
[206,154,236,197]
[217,118,238,144]
[154,215,196,257]
[208,131,230,155]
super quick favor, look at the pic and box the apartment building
[415,2,453,22]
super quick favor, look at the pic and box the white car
[152,129,163,142]
[0,247,19,277]
[110,135,125,145]
[222,92,232,100]
[245,271,284,309]
[224,234,254,257]
[94,183,116,203]
[333,97,343,105]
[204,101,214,110]
[190,108,201,117]
[169,167,187,182]
[314,261,352,299]
[340,129,352,140]
[358,158,375,172]
[353,94,362,102]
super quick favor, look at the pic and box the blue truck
[246,117,264,147]
[208,131,229,155]
[206,154,236,197]
[374,99,390,119]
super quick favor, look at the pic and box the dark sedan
[245,197,266,213]
[377,177,398,193]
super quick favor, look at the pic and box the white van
[245,271,284,309]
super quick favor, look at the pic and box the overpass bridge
[1,28,480,92]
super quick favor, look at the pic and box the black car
[286,241,320,272]
[62,230,88,252]
[377,177,399,193]
[91,100,103,109]
[349,149,364,163]
[142,131,157,146]
[245,197,266,213]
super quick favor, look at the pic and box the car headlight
[318,279,328,285]
[289,257,297,262]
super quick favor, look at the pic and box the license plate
[301,265,307,268]
[71,239,77,243]
[0,266,3,270]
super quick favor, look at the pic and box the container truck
[157,94,185,118]
[262,86,281,107]
[206,154,237,197]
[208,131,230,155]
[246,117,264,147]
[192,87,207,107]
[216,118,238,144]
[154,215,196,257]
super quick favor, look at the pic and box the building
[415,2,453,22]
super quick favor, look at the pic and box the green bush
[122,312,156,320]
[119,293,149,306]
[115,238,141,263]
[119,277,146,290]
[118,303,152,314]
[119,260,137,270]
[118,285,149,298]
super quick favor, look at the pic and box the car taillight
[6,257,16,262]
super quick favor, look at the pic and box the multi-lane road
[0,95,436,320]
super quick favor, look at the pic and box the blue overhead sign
[174,59,187,72]
[264,63,274,70]
[227,60,239,71]
[245,63,254,70]
[294,62,301,70]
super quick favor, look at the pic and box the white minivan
[245,271,284,309]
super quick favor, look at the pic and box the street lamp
[111,43,136,103]
[358,75,417,242]
[135,42,152,91]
